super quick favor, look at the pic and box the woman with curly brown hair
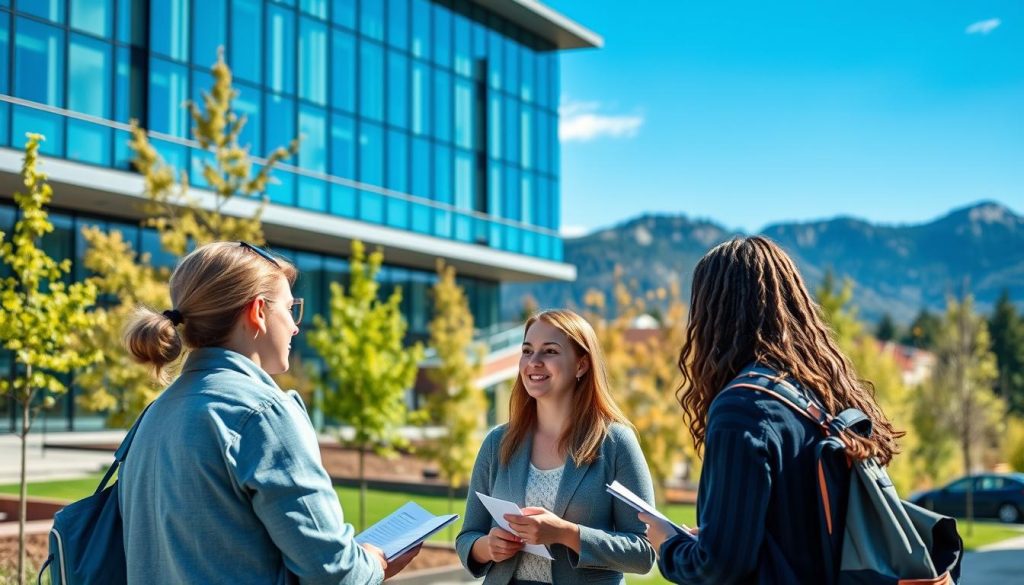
[640,236,904,584]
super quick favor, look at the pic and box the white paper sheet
[475,492,555,559]
[606,480,696,539]
[355,501,459,560]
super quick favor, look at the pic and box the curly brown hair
[676,236,903,464]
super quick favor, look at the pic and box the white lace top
[513,463,565,584]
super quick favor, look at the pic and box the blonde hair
[124,241,297,383]
[500,309,632,466]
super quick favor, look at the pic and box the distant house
[877,341,936,387]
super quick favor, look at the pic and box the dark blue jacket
[658,368,849,584]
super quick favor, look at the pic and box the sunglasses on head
[239,241,282,267]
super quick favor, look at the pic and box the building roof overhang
[471,0,603,49]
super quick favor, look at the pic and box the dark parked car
[910,473,1024,524]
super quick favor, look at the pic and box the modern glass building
[0,0,599,430]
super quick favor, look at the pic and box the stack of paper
[605,480,696,539]
[355,501,459,560]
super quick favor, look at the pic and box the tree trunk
[18,372,33,585]
[358,446,366,533]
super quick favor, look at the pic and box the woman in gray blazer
[456,309,657,585]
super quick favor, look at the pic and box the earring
[576,375,582,384]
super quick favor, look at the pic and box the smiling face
[519,319,589,404]
[253,275,299,375]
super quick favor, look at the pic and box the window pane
[503,164,520,220]
[410,0,430,60]
[0,102,6,148]
[359,40,384,121]
[504,38,519,98]
[488,94,501,159]
[520,105,532,170]
[330,112,355,178]
[235,83,263,155]
[14,18,65,106]
[386,129,407,192]
[331,28,356,113]
[434,68,451,143]
[0,13,9,94]
[503,96,519,165]
[69,35,112,118]
[19,0,64,23]
[488,29,503,90]
[488,161,501,218]
[300,0,328,19]
[299,105,327,172]
[193,0,226,67]
[411,136,430,198]
[521,173,532,224]
[434,143,452,204]
[387,50,409,129]
[411,61,430,136]
[299,17,327,104]
[231,0,262,83]
[536,109,549,175]
[359,0,384,40]
[386,0,408,50]
[149,57,189,137]
[71,0,112,37]
[266,5,296,95]
[331,0,355,29]
[521,45,535,102]
[432,3,451,68]
[67,119,111,165]
[359,121,383,186]
[12,106,63,155]
[455,150,473,210]
[265,93,296,161]
[454,12,471,77]
[454,77,473,149]
[151,0,189,62]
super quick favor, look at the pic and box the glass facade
[0,200,500,431]
[0,0,563,260]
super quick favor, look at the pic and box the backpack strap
[724,367,833,435]
[94,402,154,495]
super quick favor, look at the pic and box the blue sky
[545,0,1024,235]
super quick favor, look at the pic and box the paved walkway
[960,533,1024,584]
[0,431,123,484]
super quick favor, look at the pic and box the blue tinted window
[331,29,356,112]
[330,112,355,177]
[503,96,519,165]
[12,106,63,154]
[504,38,519,98]
[331,0,355,29]
[71,0,112,37]
[0,13,9,94]
[549,52,559,114]
[69,34,111,117]
[536,109,549,174]
[411,136,430,198]
[301,0,328,19]
[68,119,111,165]
[14,18,65,106]
[193,0,225,67]
[488,94,501,159]
[150,57,189,137]
[411,61,430,136]
[386,0,408,49]
[299,17,327,104]
[520,105,532,170]
[235,83,263,155]
[386,129,407,192]
[151,0,189,62]
[503,165,520,220]
[386,195,408,229]
[488,161,501,217]
[266,5,295,94]
[299,105,327,172]
[359,40,383,121]
[454,77,473,149]
[521,46,535,102]
[487,29,503,90]
[359,121,383,186]
[550,177,560,228]
[231,0,262,83]
[432,4,451,68]
[360,0,383,40]
[434,143,452,204]
[114,47,130,122]
[434,69,451,143]
[20,0,64,23]
[454,150,473,210]
[535,173,550,227]
[520,173,532,224]
[453,12,471,77]
[387,50,409,129]
[265,93,296,161]
[410,0,430,59]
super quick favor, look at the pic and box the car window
[976,477,1005,491]
[946,478,973,492]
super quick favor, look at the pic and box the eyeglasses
[239,241,281,268]
[266,297,304,325]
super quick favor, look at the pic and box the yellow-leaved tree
[0,135,103,585]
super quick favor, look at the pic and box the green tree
[421,260,486,528]
[988,289,1024,415]
[77,50,298,426]
[902,308,942,349]
[0,135,103,584]
[307,241,424,530]
[876,312,897,342]
[916,294,1002,533]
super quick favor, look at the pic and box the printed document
[475,492,555,559]
[355,501,459,560]
[606,480,696,539]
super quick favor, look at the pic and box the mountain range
[502,201,1024,324]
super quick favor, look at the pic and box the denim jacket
[120,347,383,585]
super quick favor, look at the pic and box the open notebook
[355,501,459,561]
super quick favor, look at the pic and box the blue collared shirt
[120,347,383,585]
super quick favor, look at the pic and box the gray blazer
[456,422,657,584]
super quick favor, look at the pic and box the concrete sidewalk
[960,531,1024,584]
[0,431,123,485]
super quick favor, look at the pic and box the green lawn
[4,476,1021,585]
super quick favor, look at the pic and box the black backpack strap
[37,555,52,585]
[94,402,154,495]
[724,367,833,434]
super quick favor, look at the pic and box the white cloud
[558,101,644,143]
[560,225,590,238]
[966,18,1001,35]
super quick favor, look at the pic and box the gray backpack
[726,367,963,585]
